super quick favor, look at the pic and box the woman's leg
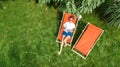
[64,36,71,47]
[58,36,65,55]
[64,32,72,47]
[58,32,71,55]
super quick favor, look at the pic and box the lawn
[0,0,120,67]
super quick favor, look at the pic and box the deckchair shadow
[71,21,87,48]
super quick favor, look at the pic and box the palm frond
[104,0,120,27]
[79,0,105,13]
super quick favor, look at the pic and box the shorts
[62,31,72,38]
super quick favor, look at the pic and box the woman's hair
[69,15,74,20]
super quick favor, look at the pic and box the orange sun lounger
[72,23,104,59]
[56,12,78,44]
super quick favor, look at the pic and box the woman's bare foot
[58,51,61,55]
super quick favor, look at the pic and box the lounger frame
[56,12,79,45]
[72,23,104,59]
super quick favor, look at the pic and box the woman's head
[69,15,74,21]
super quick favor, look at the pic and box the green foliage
[38,0,65,6]
[104,0,120,27]
[52,0,64,2]
[66,1,76,14]
[0,0,106,15]
[37,0,105,15]
[37,0,120,28]
[79,0,105,13]
[38,0,51,5]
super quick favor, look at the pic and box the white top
[63,21,75,32]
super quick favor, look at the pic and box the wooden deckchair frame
[56,12,79,45]
[72,23,104,59]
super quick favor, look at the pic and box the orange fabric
[75,24,103,55]
[57,13,77,43]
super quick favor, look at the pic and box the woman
[58,16,75,55]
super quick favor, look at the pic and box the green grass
[0,1,120,67]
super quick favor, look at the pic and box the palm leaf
[104,0,120,27]
[78,0,105,13]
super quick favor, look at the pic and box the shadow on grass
[46,1,60,9]
[95,1,109,22]
[34,0,39,3]
[71,21,87,48]
[55,11,63,36]
[0,2,3,10]
[0,0,8,1]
